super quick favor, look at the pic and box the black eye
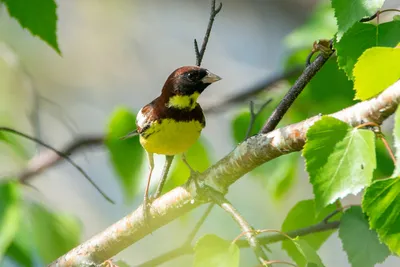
[186,71,198,81]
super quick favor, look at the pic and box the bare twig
[205,188,268,265]
[185,203,214,245]
[194,0,222,66]
[359,9,400,23]
[261,41,334,134]
[245,99,273,139]
[0,128,112,203]
[50,80,400,266]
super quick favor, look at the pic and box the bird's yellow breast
[140,119,204,155]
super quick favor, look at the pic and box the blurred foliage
[339,206,390,267]
[105,107,144,203]
[0,0,60,54]
[288,238,325,267]
[193,234,239,267]
[281,200,340,266]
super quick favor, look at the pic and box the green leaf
[374,137,395,180]
[335,21,400,79]
[285,1,337,50]
[252,153,299,200]
[0,182,21,260]
[193,234,239,267]
[331,0,384,40]
[289,239,325,267]
[0,130,29,160]
[363,177,400,255]
[394,15,400,21]
[285,51,355,122]
[105,107,144,202]
[163,139,211,193]
[282,199,338,266]
[339,206,390,267]
[353,47,400,100]
[303,116,376,211]
[0,0,60,54]
[28,203,81,264]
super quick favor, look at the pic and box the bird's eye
[186,72,197,81]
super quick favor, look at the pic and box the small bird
[123,66,221,214]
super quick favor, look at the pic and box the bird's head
[161,66,221,110]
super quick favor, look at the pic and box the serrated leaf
[0,182,21,260]
[363,177,400,255]
[163,139,210,193]
[252,153,299,200]
[290,239,325,267]
[353,47,400,100]
[282,200,338,266]
[28,203,81,264]
[193,234,239,267]
[339,206,390,267]
[105,107,144,202]
[303,116,376,211]
[285,1,337,50]
[335,21,400,79]
[331,0,384,40]
[0,0,60,54]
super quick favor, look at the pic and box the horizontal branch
[51,80,400,266]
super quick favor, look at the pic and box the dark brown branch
[205,188,268,265]
[194,0,222,66]
[203,66,302,114]
[260,43,334,134]
[0,128,112,203]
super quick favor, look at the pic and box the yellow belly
[140,119,203,155]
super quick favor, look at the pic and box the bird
[122,66,221,216]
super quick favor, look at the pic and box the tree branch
[205,188,268,265]
[50,80,400,266]
[261,40,334,133]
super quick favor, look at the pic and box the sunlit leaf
[0,182,21,260]
[0,0,60,54]
[363,177,400,255]
[303,116,376,211]
[353,47,400,100]
[105,107,144,202]
[282,199,338,266]
[331,0,384,40]
[339,206,390,267]
[393,108,400,177]
[335,21,400,79]
[289,239,325,267]
[193,234,239,267]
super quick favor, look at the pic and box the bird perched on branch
[122,66,221,215]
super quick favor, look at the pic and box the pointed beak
[201,70,222,84]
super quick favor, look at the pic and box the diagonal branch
[50,80,400,266]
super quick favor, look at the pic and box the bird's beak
[201,71,222,84]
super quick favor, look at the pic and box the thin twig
[194,0,222,66]
[262,260,297,267]
[359,9,400,23]
[205,188,268,266]
[185,203,215,245]
[0,128,113,203]
[260,41,334,134]
[245,99,273,139]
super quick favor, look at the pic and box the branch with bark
[50,80,400,266]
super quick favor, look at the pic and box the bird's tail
[120,129,139,140]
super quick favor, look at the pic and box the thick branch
[51,81,400,266]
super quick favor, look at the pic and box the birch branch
[50,80,400,266]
